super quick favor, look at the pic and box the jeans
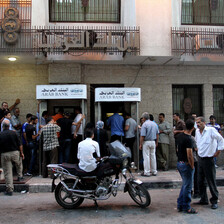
[27,142,38,174]
[59,139,72,164]
[177,162,195,211]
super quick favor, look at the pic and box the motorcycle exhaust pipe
[61,181,94,194]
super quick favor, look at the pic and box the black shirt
[0,130,21,153]
[57,118,73,139]
[176,133,193,162]
[25,124,36,142]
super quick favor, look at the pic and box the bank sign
[95,88,141,102]
[36,85,87,99]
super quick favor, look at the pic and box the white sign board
[36,85,87,99]
[95,88,141,102]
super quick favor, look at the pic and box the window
[213,85,224,124]
[181,0,224,25]
[49,0,120,23]
[172,85,202,121]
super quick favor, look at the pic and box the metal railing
[0,26,140,56]
[172,27,224,56]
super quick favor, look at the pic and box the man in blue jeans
[176,119,197,214]
[25,115,40,176]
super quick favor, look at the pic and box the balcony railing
[0,26,140,56]
[172,27,224,56]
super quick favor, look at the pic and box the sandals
[184,208,198,214]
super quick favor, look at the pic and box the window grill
[181,0,224,25]
[49,0,121,23]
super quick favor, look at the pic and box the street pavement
[0,188,224,224]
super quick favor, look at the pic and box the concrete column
[203,84,213,122]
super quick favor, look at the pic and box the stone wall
[0,64,48,123]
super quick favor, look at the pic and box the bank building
[1,0,224,166]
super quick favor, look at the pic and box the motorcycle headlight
[123,158,128,167]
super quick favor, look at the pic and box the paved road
[0,188,224,224]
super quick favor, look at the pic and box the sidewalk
[2,167,224,193]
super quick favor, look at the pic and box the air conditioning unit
[195,34,220,50]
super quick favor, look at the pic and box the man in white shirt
[77,128,100,172]
[72,107,85,163]
[195,117,224,210]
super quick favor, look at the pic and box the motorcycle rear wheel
[128,182,151,208]
[55,179,84,209]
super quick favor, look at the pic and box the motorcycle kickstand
[94,200,99,210]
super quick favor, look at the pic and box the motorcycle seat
[60,163,97,177]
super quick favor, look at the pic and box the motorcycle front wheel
[128,182,151,208]
[55,179,84,209]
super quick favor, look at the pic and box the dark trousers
[71,135,83,164]
[42,147,58,178]
[23,144,30,173]
[110,135,123,143]
[198,157,218,204]
[27,142,38,174]
[193,161,199,195]
[59,139,71,164]
[124,137,135,161]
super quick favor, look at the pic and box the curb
[1,178,224,193]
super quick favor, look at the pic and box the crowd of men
[0,98,224,214]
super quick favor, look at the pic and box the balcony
[172,27,224,56]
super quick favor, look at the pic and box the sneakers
[4,191,13,196]
[24,173,32,176]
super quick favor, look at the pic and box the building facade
[1,0,224,166]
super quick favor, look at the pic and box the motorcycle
[47,140,151,208]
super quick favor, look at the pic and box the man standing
[11,108,22,138]
[0,99,20,125]
[78,128,100,172]
[107,109,124,142]
[72,107,85,163]
[206,115,222,168]
[173,113,186,154]
[0,120,24,196]
[58,112,83,163]
[176,119,197,214]
[157,113,171,171]
[57,112,73,164]
[139,112,159,177]
[41,117,61,178]
[195,117,224,209]
[25,115,40,176]
[22,113,33,173]
[206,115,221,134]
[124,112,137,162]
